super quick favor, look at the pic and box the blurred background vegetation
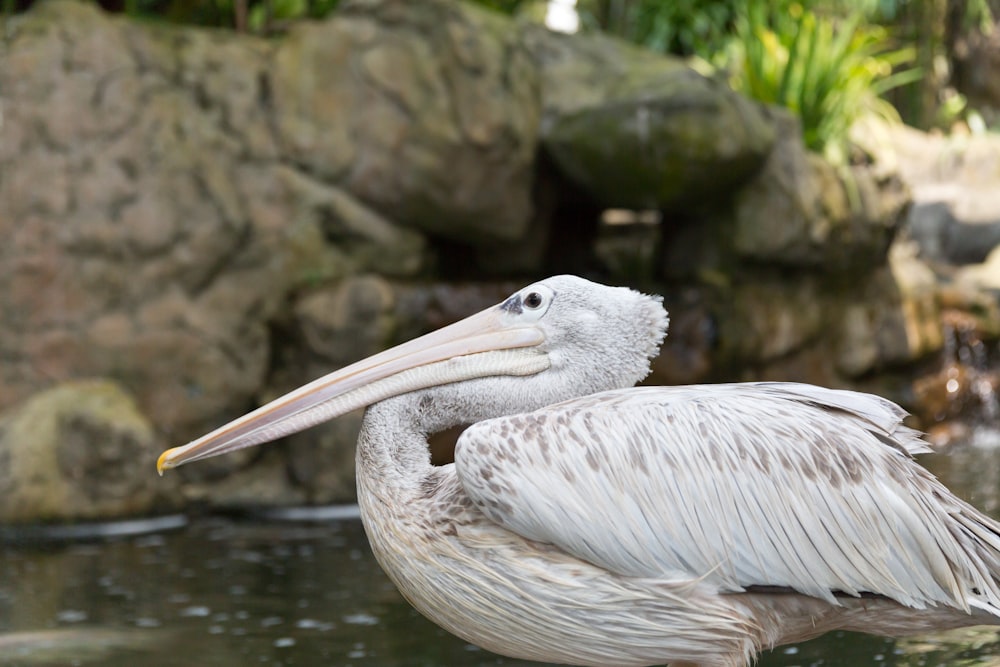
[2,0,996,163]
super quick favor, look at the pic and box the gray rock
[733,110,908,270]
[876,122,1000,265]
[1,3,291,448]
[715,279,826,365]
[906,187,1000,267]
[278,168,428,279]
[945,221,1000,265]
[956,245,1000,292]
[907,197,957,262]
[275,0,541,242]
[183,449,307,509]
[268,276,398,503]
[0,380,165,523]
[6,0,977,511]
[528,24,774,209]
[272,275,398,385]
[285,412,364,505]
[0,2,428,459]
[835,243,942,378]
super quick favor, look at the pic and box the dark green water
[2,430,1000,667]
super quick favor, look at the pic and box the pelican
[158,275,1000,667]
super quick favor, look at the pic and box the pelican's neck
[354,375,577,504]
[355,393,442,506]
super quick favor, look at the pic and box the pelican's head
[519,275,669,395]
[157,275,669,473]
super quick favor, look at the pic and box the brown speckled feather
[456,383,1000,615]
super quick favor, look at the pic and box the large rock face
[3,4,276,440]
[0,0,782,451]
[0,1,429,450]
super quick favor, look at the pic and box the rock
[646,288,715,386]
[269,275,398,394]
[937,282,1000,339]
[267,276,398,503]
[714,278,826,366]
[274,0,541,242]
[907,185,1000,266]
[956,243,1000,294]
[835,243,942,378]
[0,2,428,454]
[6,0,976,515]
[285,412,365,505]
[184,449,307,509]
[873,122,1000,265]
[278,168,428,279]
[1,2,286,444]
[739,344,843,389]
[392,279,524,340]
[906,194,959,263]
[732,110,908,270]
[528,24,774,209]
[0,380,166,523]
[943,220,1000,266]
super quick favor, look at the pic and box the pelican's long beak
[157,305,548,474]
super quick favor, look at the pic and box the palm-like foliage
[732,1,921,162]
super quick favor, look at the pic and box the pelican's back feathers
[455,382,1000,616]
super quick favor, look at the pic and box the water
[936,317,1000,425]
[3,438,1000,667]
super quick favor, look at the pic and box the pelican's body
[158,276,1000,667]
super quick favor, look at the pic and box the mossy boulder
[0,380,166,523]
[526,25,775,209]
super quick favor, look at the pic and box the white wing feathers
[454,382,1000,614]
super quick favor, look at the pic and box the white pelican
[158,275,1000,667]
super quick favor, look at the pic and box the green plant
[579,0,739,57]
[732,1,921,163]
[578,0,923,159]
[246,0,340,32]
[466,0,528,14]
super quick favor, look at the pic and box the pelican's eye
[504,283,553,320]
[524,292,544,309]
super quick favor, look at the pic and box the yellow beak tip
[156,450,175,476]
